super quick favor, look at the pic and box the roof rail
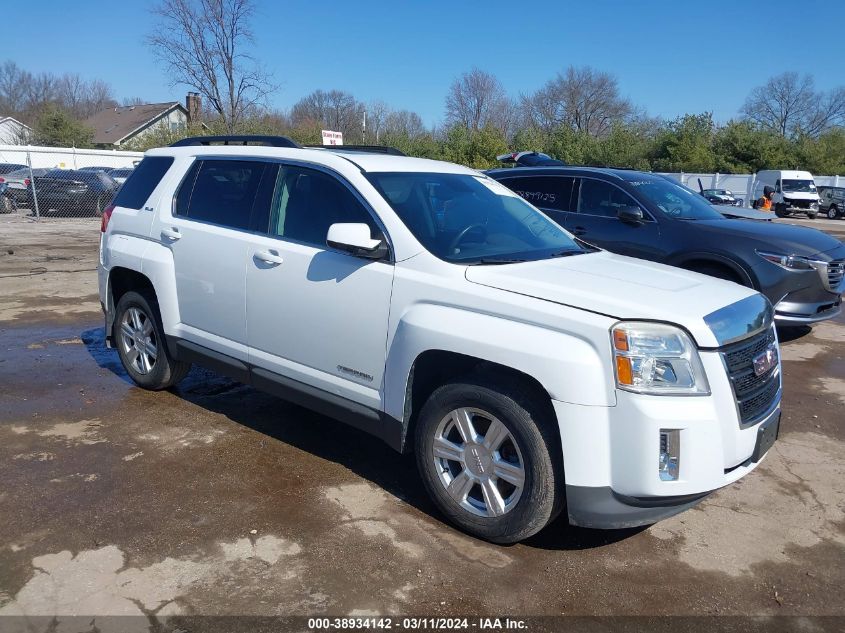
[170,135,301,148]
[305,144,407,156]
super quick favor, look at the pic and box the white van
[752,170,819,218]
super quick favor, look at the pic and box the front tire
[774,204,789,218]
[828,205,839,219]
[415,376,563,543]
[114,290,191,390]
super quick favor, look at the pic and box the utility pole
[362,108,366,144]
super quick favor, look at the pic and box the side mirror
[617,205,644,225]
[326,223,388,259]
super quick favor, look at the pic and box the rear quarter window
[496,175,575,213]
[112,157,175,210]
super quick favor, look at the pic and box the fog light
[659,430,680,481]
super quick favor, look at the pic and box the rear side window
[175,159,268,231]
[497,176,575,214]
[112,157,174,210]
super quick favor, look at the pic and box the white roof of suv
[146,145,477,175]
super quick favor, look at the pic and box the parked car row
[487,160,844,326]
[0,165,133,215]
[96,135,843,544]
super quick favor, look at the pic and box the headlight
[757,251,816,271]
[611,322,710,395]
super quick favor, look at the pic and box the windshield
[782,179,816,193]
[623,176,725,220]
[366,172,588,263]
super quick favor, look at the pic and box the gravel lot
[1,214,844,629]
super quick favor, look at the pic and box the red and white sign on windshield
[321,130,343,146]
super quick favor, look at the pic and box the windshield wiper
[468,257,529,265]
[548,249,584,258]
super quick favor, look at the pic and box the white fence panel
[0,144,143,170]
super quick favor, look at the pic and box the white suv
[98,136,782,543]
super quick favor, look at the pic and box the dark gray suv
[488,166,845,325]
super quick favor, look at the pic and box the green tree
[794,128,845,175]
[33,104,94,147]
[651,113,716,172]
[712,120,796,173]
[586,122,654,170]
[440,124,508,169]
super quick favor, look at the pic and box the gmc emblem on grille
[753,345,778,377]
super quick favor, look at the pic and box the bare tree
[365,100,390,143]
[445,68,510,132]
[148,0,275,132]
[523,66,631,137]
[0,61,28,114]
[384,109,426,138]
[57,75,117,119]
[290,89,363,139]
[806,86,845,136]
[741,72,817,138]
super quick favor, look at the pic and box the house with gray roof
[85,94,202,148]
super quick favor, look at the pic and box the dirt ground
[1,214,844,630]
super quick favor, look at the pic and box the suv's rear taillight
[101,205,115,233]
[24,178,30,186]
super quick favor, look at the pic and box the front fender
[667,251,756,288]
[383,303,616,423]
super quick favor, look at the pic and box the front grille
[721,327,779,425]
[826,259,845,291]
[785,198,812,209]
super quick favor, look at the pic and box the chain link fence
[0,145,142,219]
[3,143,845,219]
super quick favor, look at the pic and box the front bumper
[553,350,780,529]
[774,296,841,324]
[756,259,844,326]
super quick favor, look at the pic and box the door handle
[571,226,587,236]
[161,227,181,241]
[254,249,284,266]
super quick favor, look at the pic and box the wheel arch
[106,267,156,345]
[402,350,557,454]
[670,252,757,289]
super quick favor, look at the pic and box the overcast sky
[6,0,844,126]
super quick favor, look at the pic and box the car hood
[691,218,843,257]
[465,251,761,347]
[714,205,773,221]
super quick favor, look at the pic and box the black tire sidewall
[114,291,176,390]
[415,380,561,543]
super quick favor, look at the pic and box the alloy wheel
[119,306,158,375]
[432,407,525,517]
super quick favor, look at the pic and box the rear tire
[114,290,191,390]
[0,195,13,214]
[415,375,563,543]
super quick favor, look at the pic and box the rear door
[566,177,663,260]
[154,158,276,360]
